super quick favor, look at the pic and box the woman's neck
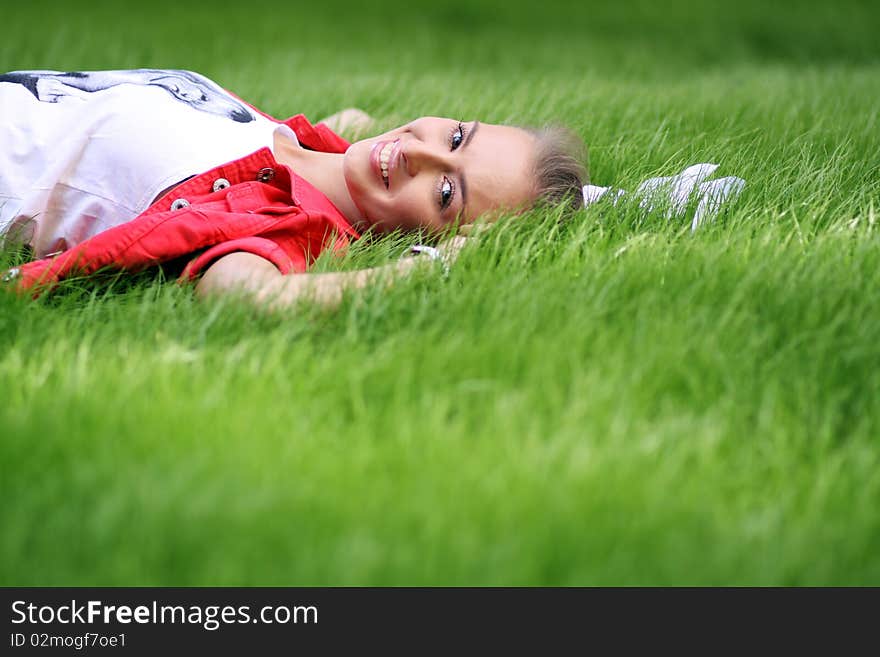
[273,133,364,227]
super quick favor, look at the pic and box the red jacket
[2,114,360,296]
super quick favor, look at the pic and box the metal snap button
[170,198,190,211]
[212,177,231,192]
[2,267,21,283]
[256,167,275,182]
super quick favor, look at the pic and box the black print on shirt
[0,69,257,123]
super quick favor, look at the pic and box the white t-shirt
[0,69,299,258]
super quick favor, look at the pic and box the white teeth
[379,141,395,185]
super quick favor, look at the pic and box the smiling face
[342,117,538,234]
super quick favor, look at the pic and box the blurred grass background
[1,0,879,584]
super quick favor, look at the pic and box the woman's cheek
[391,199,423,231]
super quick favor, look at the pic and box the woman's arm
[195,252,421,311]
[194,236,467,312]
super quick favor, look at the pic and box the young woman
[0,69,586,310]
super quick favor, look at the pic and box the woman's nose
[402,139,452,177]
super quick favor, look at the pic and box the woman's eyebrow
[464,120,480,150]
[459,121,480,213]
[460,175,468,215]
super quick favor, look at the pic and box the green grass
[1,0,879,585]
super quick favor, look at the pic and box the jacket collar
[282,114,352,154]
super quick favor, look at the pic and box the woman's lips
[370,141,386,189]
[387,140,402,190]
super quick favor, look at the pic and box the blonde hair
[524,125,589,218]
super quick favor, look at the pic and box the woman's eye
[439,176,455,210]
[450,122,465,151]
